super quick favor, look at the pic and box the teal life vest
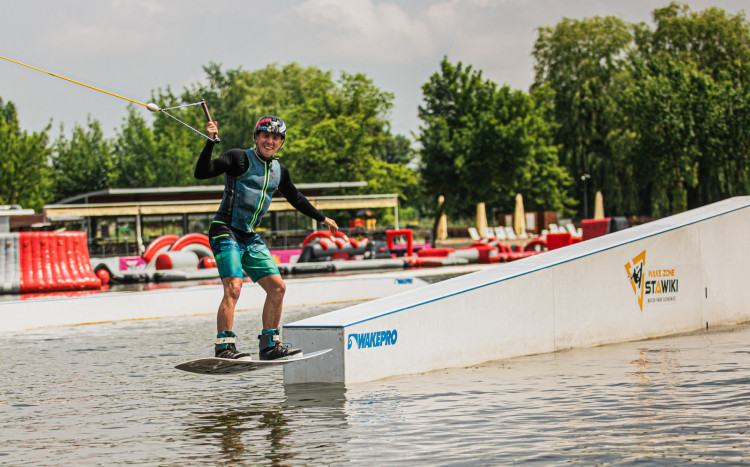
[215,148,281,233]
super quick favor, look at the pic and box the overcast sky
[1,0,747,141]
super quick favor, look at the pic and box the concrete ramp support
[284,197,750,384]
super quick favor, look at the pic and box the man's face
[255,131,283,158]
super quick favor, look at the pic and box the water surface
[2,304,749,465]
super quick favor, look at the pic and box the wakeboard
[175,348,332,375]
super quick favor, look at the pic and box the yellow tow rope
[0,55,159,111]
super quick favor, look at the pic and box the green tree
[374,134,415,166]
[166,63,419,201]
[51,117,113,201]
[200,62,335,153]
[418,59,490,217]
[711,75,750,201]
[623,54,704,216]
[642,3,750,82]
[532,15,635,217]
[111,106,159,187]
[37,61,417,207]
[0,99,52,210]
[417,58,574,222]
[285,71,392,184]
[149,87,207,187]
[112,102,198,188]
[628,3,750,213]
[533,3,750,217]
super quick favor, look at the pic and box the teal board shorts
[209,222,279,282]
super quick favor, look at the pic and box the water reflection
[183,383,350,465]
[284,383,352,464]
[188,403,292,465]
[284,382,347,408]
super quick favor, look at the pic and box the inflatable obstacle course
[91,233,220,284]
[288,228,553,274]
[0,232,101,293]
[1,226,566,294]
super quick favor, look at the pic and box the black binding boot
[215,330,251,359]
[258,328,301,360]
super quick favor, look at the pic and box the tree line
[532,2,750,217]
[1,2,747,225]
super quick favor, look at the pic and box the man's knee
[269,280,286,299]
[260,276,286,299]
[223,278,243,300]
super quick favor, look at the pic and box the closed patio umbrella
[594,191,605,219]
[513,193,526,236]
[476,202,488,235]
[437,195,448,240]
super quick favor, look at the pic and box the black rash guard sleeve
[277,162,326,223]
[193,141,248,179]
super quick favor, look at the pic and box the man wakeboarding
[194,116,338,360]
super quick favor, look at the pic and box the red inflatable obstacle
[168,233,211,253]
[0,232,102,294]
[141,234,179,263]
[546,232,572,250]
[386,229,413,257]
[581,217,629,241]
[152,233,215,271]
[297,231,378,262]
[416,247,454,258]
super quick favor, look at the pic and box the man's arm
[194,140,223,179]
[195,121,249,179]
[194,143,248,180]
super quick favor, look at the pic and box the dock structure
[283,197,750,385]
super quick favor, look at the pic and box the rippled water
[2,303,749,465]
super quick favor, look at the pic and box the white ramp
[284,197,750,384]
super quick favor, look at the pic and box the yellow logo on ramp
[625,250,646,311]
